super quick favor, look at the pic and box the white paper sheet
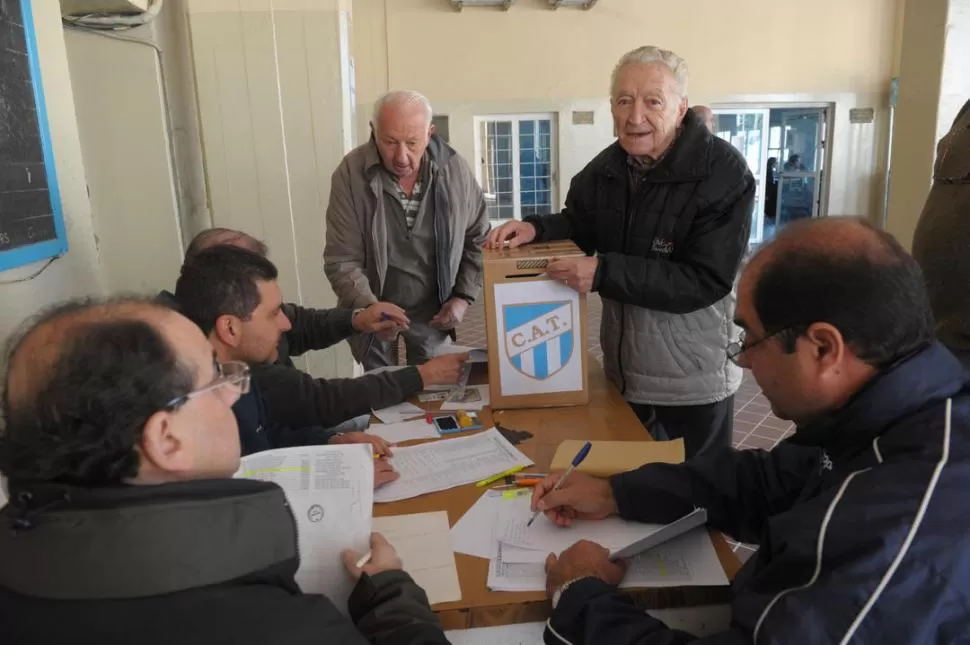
[451,490,507,559]
[373,511,462,605]
[368,419,441,444]
[374,428,534,503]
[440,384,491,411]
[432,344,488,363]
[235,444,373,613]
[373,401,426,424]
[487,527,729,592]
[496,494,675,556]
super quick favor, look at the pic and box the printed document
[235,444,373,613]
[368,419,441,444]
[374,428,533,503]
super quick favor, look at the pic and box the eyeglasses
[727,328,791,365]
[164,360,251,410]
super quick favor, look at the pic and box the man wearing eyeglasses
[527,218,970,644]
[0,298,449,644]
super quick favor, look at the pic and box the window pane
[498,192,513,206]
[535,148,550,162]
[496,121,512,136]
[521,191,535,205]
[495,135,512,150]
[538,190,551,206]
[500,205,514,219]
[497,148,511,164]
[487,122,496,136]
[521,206,538,217]
[538,134,551,149]
[520,133,534,151]
[538,120,551,134]
[521,178,535,192]
[521,162,535,178]
[536,176,550,191]
[498,178,513,194]
[536,162,550,177]
[519,120,534,135]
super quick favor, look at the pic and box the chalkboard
[0,0,67,271]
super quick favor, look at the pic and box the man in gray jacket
[325,90,490,369]
[488,46,753,458]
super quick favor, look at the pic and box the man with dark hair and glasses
[525,218,970,644]
[0,298,449,644]
[174,247,467,487]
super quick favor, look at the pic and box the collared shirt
[382,159,430,231]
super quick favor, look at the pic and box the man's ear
[213,314,242,348]
[804,322,845,372]
[677,95,689,121]
[137,410,191,480]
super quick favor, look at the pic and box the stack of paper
[451,491,728,592]
[235,444,374,613]
[373,511,462,605]
[374,428,533,503]
[373,401,426,424]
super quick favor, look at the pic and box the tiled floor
[452,293,793,564]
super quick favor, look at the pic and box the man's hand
[547,257,599,294]
[485,220,537,249]
[342,532,403,580]
[417,352,470,386]
[373,457,399,489]
[545,540,628,597]
[330,431,393,458]
[531,471,619,527]
[429,298,469,330]
[353,302,410,334]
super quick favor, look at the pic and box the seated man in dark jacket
[488,45,754,459]
[174,247,465,475]
[0,297,448,645]
[160,227,412,371]
[530,217,970,644]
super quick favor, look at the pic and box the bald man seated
[529,219,970,644]
[0,298,449,645]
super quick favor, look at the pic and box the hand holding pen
[529,443,619,528]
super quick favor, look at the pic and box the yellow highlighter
[475,465,526,488]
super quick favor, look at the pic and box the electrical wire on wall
[60,0,189,252]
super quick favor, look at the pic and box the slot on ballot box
[484,241,589,409]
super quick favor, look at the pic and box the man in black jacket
[160,227,412,370]
[0,297,449,645]
[174,247,466,458]
[488,45,754,458]
[530,218,970,644]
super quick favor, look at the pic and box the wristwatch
[552,576,593,609]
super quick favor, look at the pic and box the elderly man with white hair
[488,46,755,458]
[325,91,489,368]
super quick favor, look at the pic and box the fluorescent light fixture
[452,0,513,9]
[549,0,599,8]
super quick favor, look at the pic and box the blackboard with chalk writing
[0,0,67,272]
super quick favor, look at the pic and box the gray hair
[372,90,433,132]
[610,46,689,97]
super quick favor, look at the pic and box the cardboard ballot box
[483,241,589,409]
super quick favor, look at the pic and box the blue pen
[526,440,592,528]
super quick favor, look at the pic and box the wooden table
[375,355,741,630]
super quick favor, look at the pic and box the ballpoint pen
[355,550,372,569]
[526,441,592,528]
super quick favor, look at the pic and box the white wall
[353,0,900,220]
[0,0,103,345]
[187,0,356,378]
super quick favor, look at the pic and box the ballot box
[483,241,589,409]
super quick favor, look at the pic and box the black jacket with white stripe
[548,342,970,644]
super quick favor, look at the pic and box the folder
[550,439,685,477]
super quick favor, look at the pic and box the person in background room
[532,218,970,645]
[487,46,754,458]
[325,90,490,370]
[692,104,717,134]
[912,98,970,370]
[0,297,450,644]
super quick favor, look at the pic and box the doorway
[712,106,830,247]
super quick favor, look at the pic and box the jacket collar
[364,132,455,180]
[0,478,298,600]
[596,108,714,183]
[788,342,966,459]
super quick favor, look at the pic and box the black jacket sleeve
[526,169,599,253]
[269,424,339,449]
[593,171,754,314]
[546,578,749,645]
[610,444,820,544]
[253,363,425,430]
[282,303,355,357]
[348,571,449,645]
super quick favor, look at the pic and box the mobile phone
[433,415,460,434]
